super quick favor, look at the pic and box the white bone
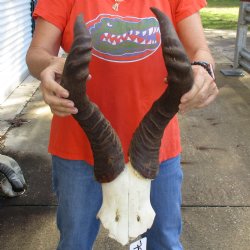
[97,162,155,245]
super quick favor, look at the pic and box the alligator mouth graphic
[100,26,160,46]
[87,15,161,62]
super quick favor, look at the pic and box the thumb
[41,67,69,98]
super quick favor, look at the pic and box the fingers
[41,70,68,97]
[179,65,219,114]
[40,58,78,117]
[196,81,218,108]
[50,101,77,114]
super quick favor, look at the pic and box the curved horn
[61,15,125,183]
[129,7,194,179]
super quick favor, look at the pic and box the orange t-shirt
[34,0,206,165]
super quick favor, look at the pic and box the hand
[40,57,78,117]
[179,65,219,113]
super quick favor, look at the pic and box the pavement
[0,29,250,250]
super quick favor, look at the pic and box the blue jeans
[52,155,183,250]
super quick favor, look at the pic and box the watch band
[191,61,215,80]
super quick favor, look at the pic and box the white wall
[0,0,32,104]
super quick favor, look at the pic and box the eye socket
[137,215,140,222]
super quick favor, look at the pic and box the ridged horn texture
[129,7,194,179]
[61,15,125,183]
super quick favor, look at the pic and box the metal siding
[0,0,32,103]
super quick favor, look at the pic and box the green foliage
[206,0,240,8]
[200,0,240,29]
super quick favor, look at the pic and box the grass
[206,0,240,8]
[200,0,240,30]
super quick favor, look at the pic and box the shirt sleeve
[33,0,74,32]
[171,0,207,23]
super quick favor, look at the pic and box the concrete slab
[0,90,55,206]
[94,228,130,250]
[0,76,39,138]
[204,29,238,63]
[206,29,249,63]
[1,207,249,250]
[180,64,250,206]
[95,207,250,250]
[181,207,250,250]
[0,207,58,250]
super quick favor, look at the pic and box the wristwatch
[191,61,215,80]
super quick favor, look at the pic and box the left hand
[179,65,219,113]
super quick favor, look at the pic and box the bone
[61,15,125,183]
[129,7,194,179]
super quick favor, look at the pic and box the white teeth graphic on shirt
[100,27,159,46]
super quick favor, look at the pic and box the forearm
[177,12,215,69]
[26,46,58,80]
[26,17,62,80]
[177,12,218,113]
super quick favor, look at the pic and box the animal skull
[97,162,155,245]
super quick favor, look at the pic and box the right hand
[40,57,78,117]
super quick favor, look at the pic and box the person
[26,0,218,249]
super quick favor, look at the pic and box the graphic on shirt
[86,14,161,63]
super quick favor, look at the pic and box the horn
[61,15,125,183]
[129,7,194,179]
